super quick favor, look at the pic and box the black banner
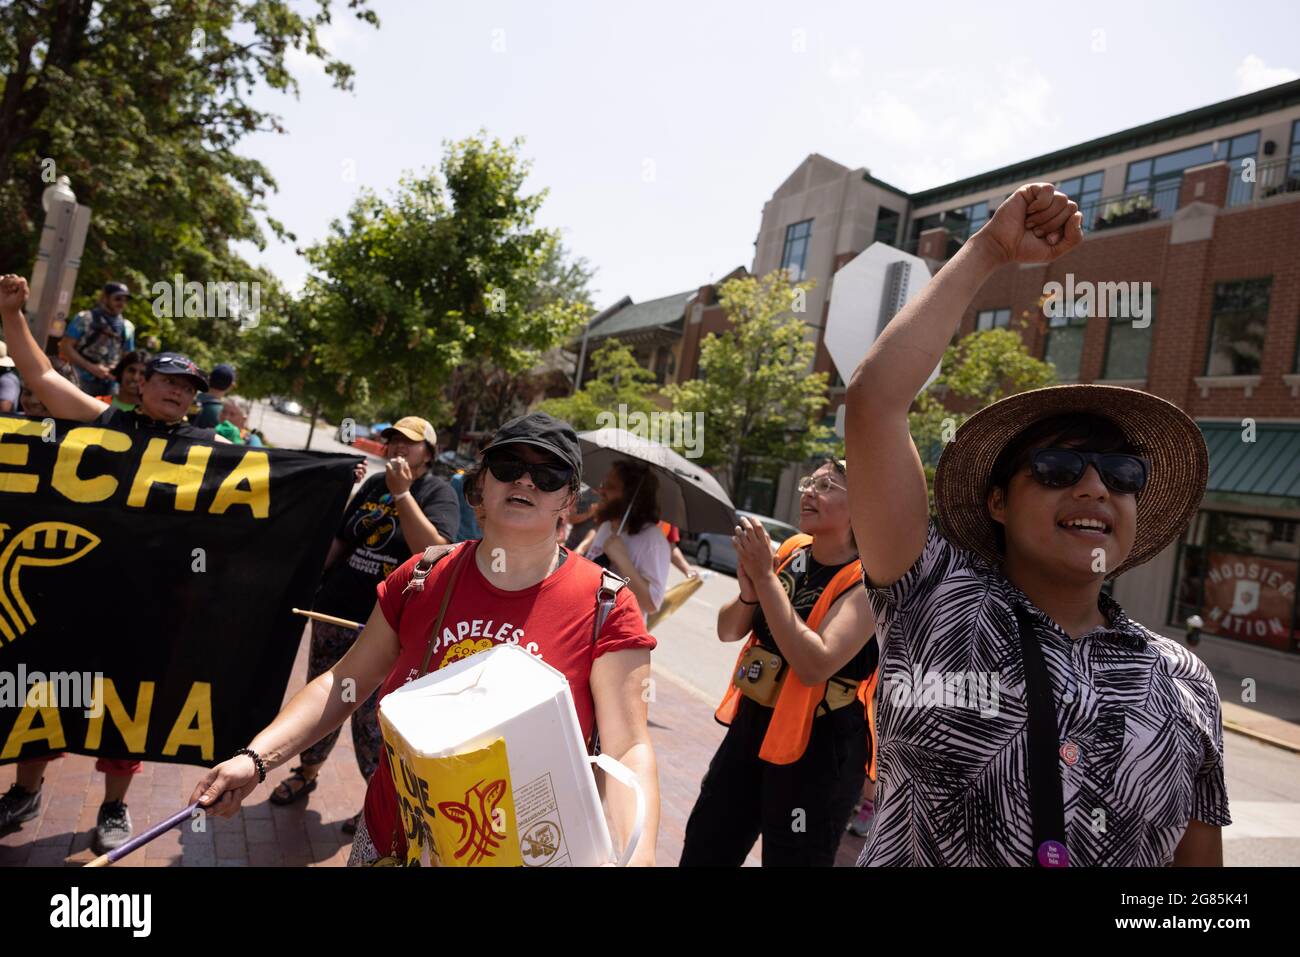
[0,414,356,767]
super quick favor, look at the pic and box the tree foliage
[0,0,378,365]
[539,339,660,432]
[300,134,591,433]
[664,270,831,498]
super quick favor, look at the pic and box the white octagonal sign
[824,242,940,395]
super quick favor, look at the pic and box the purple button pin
[1037,840,1069,867]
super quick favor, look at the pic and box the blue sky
[237,0,1299,307]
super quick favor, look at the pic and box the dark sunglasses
[1029,448,1149,495]
[484,452,572,493]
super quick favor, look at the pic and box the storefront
[1165,422,1300,655]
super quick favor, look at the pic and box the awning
[1199,422,1300,510]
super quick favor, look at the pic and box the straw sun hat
[933,384,1209,578]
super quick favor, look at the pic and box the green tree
[301,134,590,436]
[664,270,831,499]
[539,339,660,432]
[909,324,1058,503]
[0,0,378,363]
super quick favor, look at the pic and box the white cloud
[829,48,864,83]
[1235,55,1299,94]
[836,60,1060,191]
[851,91,930,146]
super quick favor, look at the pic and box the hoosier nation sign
[0,414,357,766]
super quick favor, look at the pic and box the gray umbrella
[577,427,737,535]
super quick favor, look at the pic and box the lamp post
[28,175,92,351]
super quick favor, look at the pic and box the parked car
[682,510,800,573]
[270,396,304,417]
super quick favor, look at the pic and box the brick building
[569,80,1300,685]
[754,79,1300,691]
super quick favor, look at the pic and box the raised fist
[0,275,30,316]
[977,184,1084,265]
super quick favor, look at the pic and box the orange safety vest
[715,533,874,766]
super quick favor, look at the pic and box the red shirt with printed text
[360,540,654,856]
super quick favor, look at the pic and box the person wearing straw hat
[844,183,1228,867]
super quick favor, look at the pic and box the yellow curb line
[1222,719,1300,755]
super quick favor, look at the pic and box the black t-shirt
[752,547,877,682]
[315,471,461,622]
[93,406,216,441]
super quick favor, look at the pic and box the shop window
[1170,511,1299,652]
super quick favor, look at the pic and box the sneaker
[846,799,874,837]
[93,801,133,854]
[0,783,43,829]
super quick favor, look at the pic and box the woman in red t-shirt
[192,412,661,865]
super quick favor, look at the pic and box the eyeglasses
[797,474,846,495]
[1028,448,1149,495]
[484,452,572,493]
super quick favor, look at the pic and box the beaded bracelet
[236,747,267,783]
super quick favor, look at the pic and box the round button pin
[1037,840,1069,867]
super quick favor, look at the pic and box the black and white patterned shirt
[858,522,1230,867]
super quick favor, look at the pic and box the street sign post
[28,189,92,350]
[824,242,940,397]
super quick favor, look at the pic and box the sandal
[269,766,318,806]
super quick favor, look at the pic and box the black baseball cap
[480,412,583,479]
[103,282,131,298]
[209,363,236,390]
[146,353,209,391]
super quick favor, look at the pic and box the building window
[1170,511,1299,653]
[1056,171,1104,230]
[907,212,943,252]
[874,207,901,246]
[1125,133,1260,218]
[942,201,990,245]
[1206,278,1271,376]
[1102,291,1157,379]
[782,220,813,280]
[1226,132,1262,206]
[1043,297,1090,381]
[976,308,1011,331]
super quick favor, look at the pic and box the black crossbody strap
[588,569,628,758]
[1012,603,1068,867]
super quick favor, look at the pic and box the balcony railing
[1228,155,1300,206]
[1091,180,1182,231]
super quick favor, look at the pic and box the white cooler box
[377,643,644,867]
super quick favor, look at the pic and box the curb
[1222,719,1300,755]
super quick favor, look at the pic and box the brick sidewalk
[0,629,866,867]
